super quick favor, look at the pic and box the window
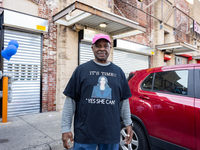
[6,64,40,81]
[142,73,154,90]
[153,70,188,95]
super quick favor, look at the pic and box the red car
[120,64,200,150]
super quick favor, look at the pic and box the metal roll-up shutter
[3,29,42,117]
[79,42,94,65]
[113,50,149,77]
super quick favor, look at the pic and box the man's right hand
[62,132,74,149]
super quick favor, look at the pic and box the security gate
[3,29,42,117]
[79,42,94,65]
[113,50,149,78]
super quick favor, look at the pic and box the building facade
[0,0,200,116]
[54,0,200,111]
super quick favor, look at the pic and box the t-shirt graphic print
[91,76,112,99]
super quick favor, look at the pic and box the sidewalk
[0,111,73,150]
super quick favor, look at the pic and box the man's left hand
[125,125,133,144]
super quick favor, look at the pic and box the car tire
[119,121,150,150]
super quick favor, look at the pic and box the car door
[194,66,200,150]
[139,67,195,149]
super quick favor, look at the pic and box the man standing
[61,34,133,150]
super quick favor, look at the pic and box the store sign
[175,57,187,65]
[114,39,154,55]
[193,21,200,34]
[83,29,108,42]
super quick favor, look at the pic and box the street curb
[22,140,66,150]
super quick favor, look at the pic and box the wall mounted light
[160,21,163,29]
[72,24,76,31]
[99,23,107,28]
[173,29,176,36]
[194,40,197,45]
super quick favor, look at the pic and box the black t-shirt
[63,60,132,144]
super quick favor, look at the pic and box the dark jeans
[73,142,119,150]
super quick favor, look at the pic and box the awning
[155,42,198,55]
[52,1,146,37]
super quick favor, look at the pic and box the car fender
[131,114,153,148]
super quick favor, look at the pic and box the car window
[153,70,188,95]
[141,73,154,90]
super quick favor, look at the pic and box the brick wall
[174,0,190,43]
[114,0,138,22]
[114,0,153,47]
[38,0,58,112]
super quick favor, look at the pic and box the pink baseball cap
[92,34,111,44]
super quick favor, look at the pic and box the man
[61,34,133,150]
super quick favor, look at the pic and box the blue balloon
[6,45,17,55]
[1,40,19,60]
[1,45,17,60]
[8,40,19,49]
[1,49,11,60]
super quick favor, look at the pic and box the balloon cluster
[1,40,19,60]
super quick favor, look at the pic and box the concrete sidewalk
[0,111,73,150]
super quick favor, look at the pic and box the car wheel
[119,121,149,150]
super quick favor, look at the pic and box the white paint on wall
[3,0,38,16]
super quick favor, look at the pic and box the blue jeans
[73,142,119,150]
